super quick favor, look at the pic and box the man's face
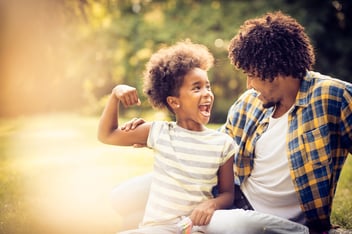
[246,74,281,108]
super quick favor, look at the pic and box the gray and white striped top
[141,121,237,227]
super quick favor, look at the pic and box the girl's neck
[176,120,205,132]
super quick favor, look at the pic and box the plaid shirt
[220,71,352,231]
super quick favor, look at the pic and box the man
[222,11,352,233]
[110,11,352,233]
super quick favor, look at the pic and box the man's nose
[247,77,252,89]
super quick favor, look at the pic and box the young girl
[98,41,237,234]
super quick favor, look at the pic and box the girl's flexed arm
[97,85,151,146]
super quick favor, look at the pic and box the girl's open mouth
[199,104,211,117]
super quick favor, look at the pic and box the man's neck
[272,76,300,118]
[272,103,294,118]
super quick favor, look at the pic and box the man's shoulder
[300,71,352,102]
[306,71,351,90]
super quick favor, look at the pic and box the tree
[1,0,351,119]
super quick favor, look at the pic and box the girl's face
[172,67,214,131]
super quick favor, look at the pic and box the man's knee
[110,173,152,214]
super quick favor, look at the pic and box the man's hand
[120,117,147,147]
[120,117,146,131]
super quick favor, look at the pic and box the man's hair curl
[228,11,315,80]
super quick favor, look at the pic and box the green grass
[331,155,352,229]
[0,114,351,233]
[0,113,154,234]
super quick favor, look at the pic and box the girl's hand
[189,199,216,226]
[113,85,141,108]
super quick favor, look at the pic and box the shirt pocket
[300,124,331,167]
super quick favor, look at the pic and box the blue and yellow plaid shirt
[220,71,352,230]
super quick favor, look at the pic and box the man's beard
[262,101,276,109]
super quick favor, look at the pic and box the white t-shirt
[241,108,305,223]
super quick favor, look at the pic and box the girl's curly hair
[143,41,214,112]
[228,11,315,81]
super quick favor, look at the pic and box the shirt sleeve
[147,121,161,149]
[220,135,238,166]
[341,83,352,152]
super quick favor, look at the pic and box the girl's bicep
[104,122,151,146]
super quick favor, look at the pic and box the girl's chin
[200,116,210,125]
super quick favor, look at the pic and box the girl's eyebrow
[191,79,210,86]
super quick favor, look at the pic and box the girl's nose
[204,88,213,97]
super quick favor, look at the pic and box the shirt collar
[295,71,313,107]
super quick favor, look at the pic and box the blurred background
[1,0,351,121]
[0,0,351,233]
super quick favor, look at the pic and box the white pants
[112,173,308,234]
[205,209,308,234]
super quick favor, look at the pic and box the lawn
[0,114,351,234]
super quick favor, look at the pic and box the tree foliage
[1,0,351,120]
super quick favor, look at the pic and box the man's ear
[167,96,180,110]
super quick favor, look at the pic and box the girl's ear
[167,96,180,110]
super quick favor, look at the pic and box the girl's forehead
[183,68,209,82]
